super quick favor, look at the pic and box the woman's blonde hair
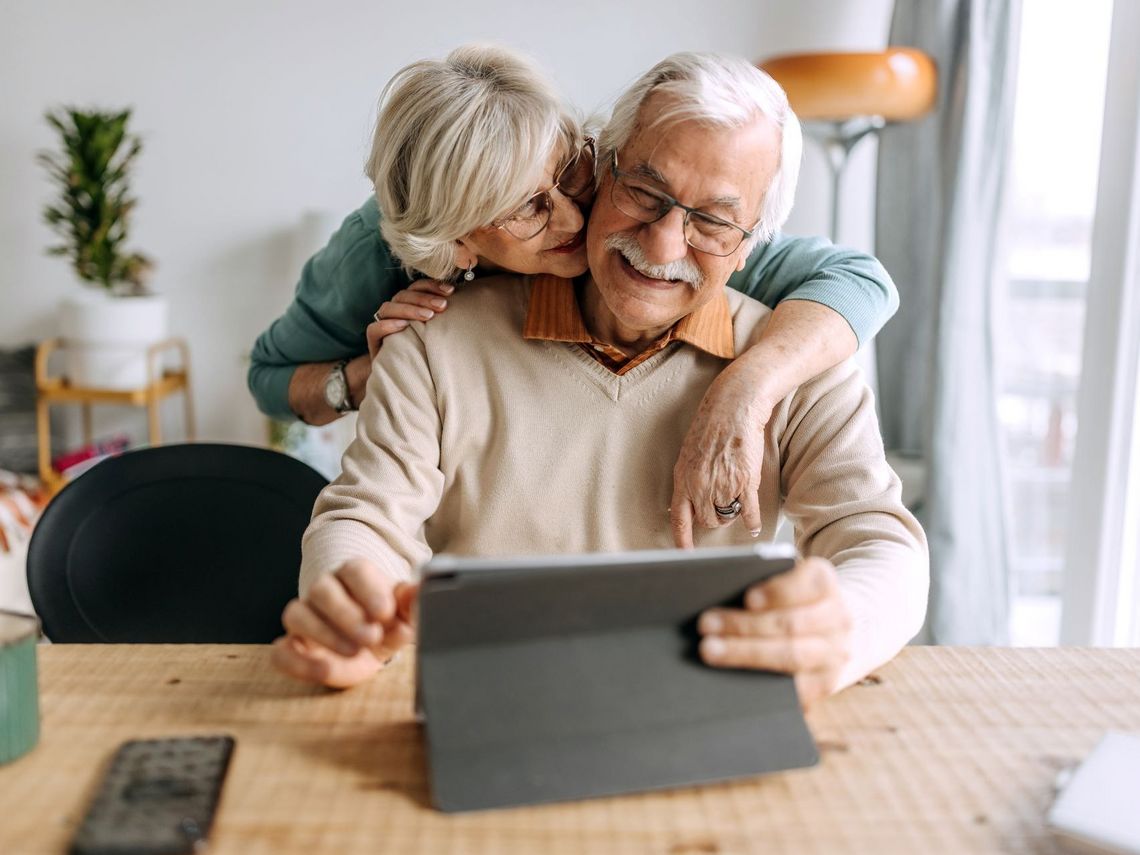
[366,44,580,280]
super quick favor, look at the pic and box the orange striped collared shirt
[521,275,735,374]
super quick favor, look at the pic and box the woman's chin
[537,246,589,279]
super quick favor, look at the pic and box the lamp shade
[760,48,937,122]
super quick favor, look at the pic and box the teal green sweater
[249,197,899,420]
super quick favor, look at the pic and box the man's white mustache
[604,233,704,290]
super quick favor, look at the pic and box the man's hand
[697,557,852,707]
[670,360,773,548]
[271,558,418,689]
[366,279,453,360]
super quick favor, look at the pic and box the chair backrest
[27,443,327,643]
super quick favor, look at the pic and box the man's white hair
[366,44,579,280]
[598,52,802,249]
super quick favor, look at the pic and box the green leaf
[38,105,151,290]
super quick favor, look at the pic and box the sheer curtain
[874,0,1022,643]
[1060,0,1140,646]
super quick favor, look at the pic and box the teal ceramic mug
[0,610,40,764]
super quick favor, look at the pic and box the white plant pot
[59,291,169,390]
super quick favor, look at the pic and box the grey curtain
[875,0,1021,643]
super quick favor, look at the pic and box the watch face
[324,370,347,409]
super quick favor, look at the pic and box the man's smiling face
[585,92,781,337]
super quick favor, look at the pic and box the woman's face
[460,141,595,279]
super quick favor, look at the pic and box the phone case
[69,735,235,855]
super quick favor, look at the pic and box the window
[995,0,1115,645]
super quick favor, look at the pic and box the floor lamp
[760,49,938,512]
[760,48,937,244]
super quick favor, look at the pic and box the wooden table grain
[1,645,1138,854]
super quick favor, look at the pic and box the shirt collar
[522,274,735,359]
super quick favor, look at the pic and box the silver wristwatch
[323,359,355,413]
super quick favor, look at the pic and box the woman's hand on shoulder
[366,279,455,359]
[670,360,775,547]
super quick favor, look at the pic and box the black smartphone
[69,735,235,855]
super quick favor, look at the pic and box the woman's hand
[670,300,860,548]
[366,279,454,360]
[670,359,774,548]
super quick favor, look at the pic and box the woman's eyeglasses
[494,138,596,241]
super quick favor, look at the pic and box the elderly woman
[248,44,898,545]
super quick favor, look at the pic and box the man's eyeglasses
[608,151,757,257]
[494,138,596,241]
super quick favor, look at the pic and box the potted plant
[38,108,167,390]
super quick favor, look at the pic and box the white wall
[0,0,890,447]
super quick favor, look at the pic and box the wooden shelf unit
[34,337,195,493]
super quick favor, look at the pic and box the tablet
[416,543,819,812]
[1048,732,1140,854]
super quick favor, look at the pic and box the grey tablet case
[416,543,819,812]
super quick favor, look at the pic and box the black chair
[27,443,327,643]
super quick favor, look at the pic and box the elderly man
[272,52,928,705]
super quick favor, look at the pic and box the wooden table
[2,646,1138,854]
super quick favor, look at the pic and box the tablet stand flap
[420,625,818,811]
[417,547,817,811]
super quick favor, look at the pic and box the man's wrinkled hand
[270,558,418,689]
[697,557,852,707]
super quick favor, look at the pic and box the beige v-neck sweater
[301,275,928,690]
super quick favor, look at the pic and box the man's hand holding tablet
[697,556,854,706]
